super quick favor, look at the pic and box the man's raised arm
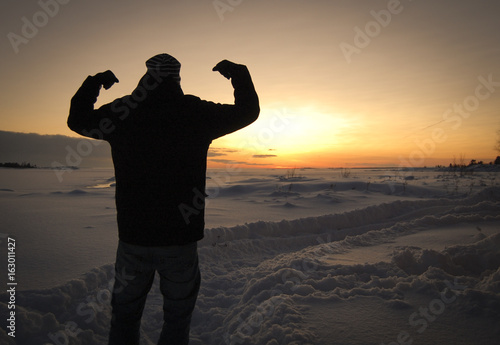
[208,60,260,138]
[67,70,119,137]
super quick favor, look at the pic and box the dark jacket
[68,67,259,246]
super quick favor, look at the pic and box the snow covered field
[1,167,499,345]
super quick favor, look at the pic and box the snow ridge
[1,188,499,344]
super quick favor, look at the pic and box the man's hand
[212,60,243,80]
[93,70,119,90]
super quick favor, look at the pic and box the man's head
[145,54,181,84]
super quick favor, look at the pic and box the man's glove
[93,70,119,90]
[212,60,246,80]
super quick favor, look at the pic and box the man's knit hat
[145,54,181,84]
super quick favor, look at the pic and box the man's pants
[108,240,200,345]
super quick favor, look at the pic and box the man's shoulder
[99,95,132,110]
[183,94,202,103]
[181,94,214,111]
[182,94,222,109]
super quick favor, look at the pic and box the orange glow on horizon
[1,1,499,169]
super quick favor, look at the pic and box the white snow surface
[0,167,500,345]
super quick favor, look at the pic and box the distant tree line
[0,162,37,169]
[462,156,500,167]
[434,156,500,172]
[448,156,500,168]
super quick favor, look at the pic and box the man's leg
[156,242,201,345]
[109,241,155,345]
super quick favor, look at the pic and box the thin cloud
[252,155,278,158]
[0,130,112,168]
[208,147,241,157]
[208,158,272,166]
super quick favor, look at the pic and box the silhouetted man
[68,54,259,345]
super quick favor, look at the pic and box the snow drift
[1,183,499,345]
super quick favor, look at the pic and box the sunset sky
[1,0,500,168]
